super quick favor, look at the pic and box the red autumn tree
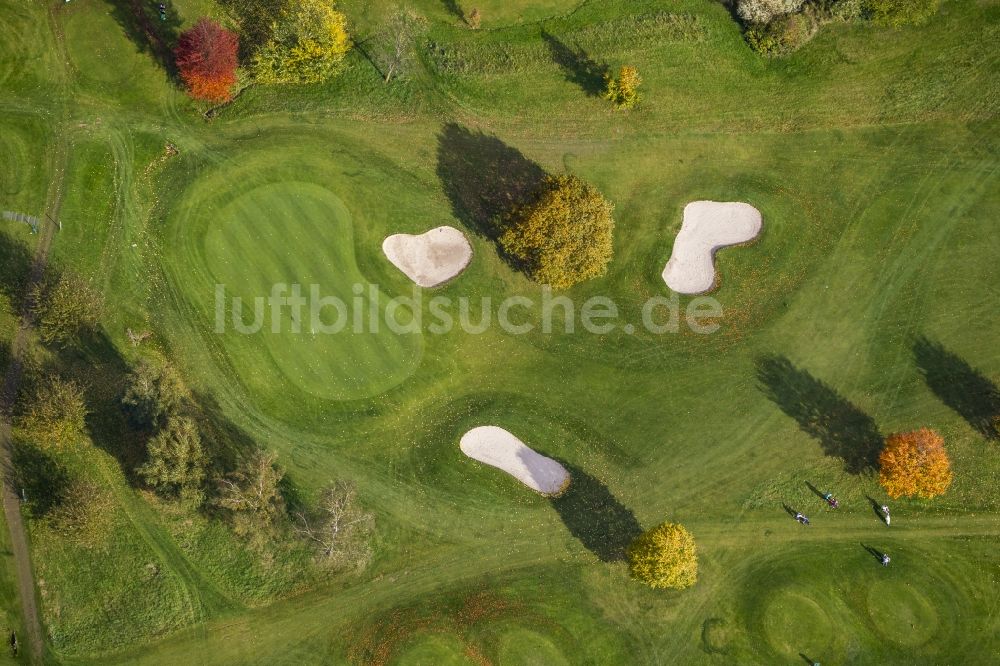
[175,18,239,103]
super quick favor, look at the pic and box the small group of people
[789,490,894,565]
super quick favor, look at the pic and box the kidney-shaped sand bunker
[662,201,762,294]
[460,426,570,496]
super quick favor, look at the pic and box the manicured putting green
[761,590,833,657]
[392,633,475,665]
[497,628,569,665]
[202,181,423,401]
[866,580,938,648]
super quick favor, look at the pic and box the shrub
[30,273,102,344]
[879,428,953,499]
[214,450,286,540]
[18,376,87,451]
[862,0,940,26]
[603,65,642,109]
[746,12,818,55]
[46,479,115,549]
[737,0,806,24]
[499,175,615,289]
[627,522,698,589]
[251,0,351,84]
[467,8,481,29]
[828,0,865,21]
[122,359,189,429]
[137,416,208,502]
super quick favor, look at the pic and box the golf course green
[0,0,997,664]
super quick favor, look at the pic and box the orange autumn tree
[878,428,953,499]
[175,18,239,103]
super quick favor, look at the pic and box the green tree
[30,273,103,344]
[214,450,286,539]
[499,175,615,289]
[627,522,698,590]
[122,359,189,429]
[862,0,940,26]
[18,376,88,451]
[137,416,208,501]
[603,65,642,109]
[251,0,351,84]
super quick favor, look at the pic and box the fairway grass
[0,0,998,663]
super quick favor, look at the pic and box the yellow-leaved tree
[878,428,953,499]
[627,522,698,590]
[499,174,615,289]
[252,0,351,84]
[603,65,642,109]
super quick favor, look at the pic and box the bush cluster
[740,0,941,56]
[746,12,818,55]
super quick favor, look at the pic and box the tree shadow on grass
[436,122,547,244]
[216,0,284,58]
[53,329,146,476]
[549,462,641,562]
[104,0,183,79]
[0,230,33,312]
[756,355,882,474]
[10,441,70,518]
[440,0,465,22]
[0,341,8,382]
[913,337,1000,440]
[191,390,262,476]
[541,31,608,97]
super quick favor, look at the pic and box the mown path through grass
[100,510,999,664]
[0,3,75,660]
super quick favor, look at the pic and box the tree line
[14,275,373,569]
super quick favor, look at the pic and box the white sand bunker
[382,226,473,288]
[460,426,570,496]
[661,201,763,294]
